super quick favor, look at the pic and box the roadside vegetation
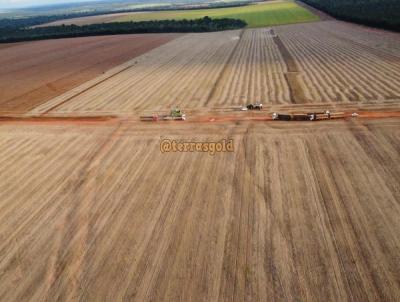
[0,17,246,43]
[302,0,400,31]
[116,1,319,27]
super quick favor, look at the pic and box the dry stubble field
[0,33,179,114]
[30,21,400,116]
[0,18,400,302]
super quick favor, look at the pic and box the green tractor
[169,108,186,120]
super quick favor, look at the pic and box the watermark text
[160,139,234,155]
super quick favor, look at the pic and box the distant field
[0,34,179,114]
[114,1,319,27]
[32,22,400,115]
[38,1,319,28]
[34,12,140,27]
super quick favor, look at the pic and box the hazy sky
[0,0,97,9]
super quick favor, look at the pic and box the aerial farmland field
[116,0,319,27]
[0,1,399,301]
[29,21,400,115]
[0,117,399,301]
[0,34,179,114]
[40,0,319,28]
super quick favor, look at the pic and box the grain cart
[140,107,186,121]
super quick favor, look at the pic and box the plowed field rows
[320,21,400,56]
[29,21,400,116]
[0,34,179,114]
[0,118,399,301]
[276,21,400,103]
[1,14,400,301]
[32,31,241,114]
[207,29,291,106]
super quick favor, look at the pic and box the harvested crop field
[275,21,400,103]
[1,12,400,301]
[37,0,319,28]
[0,117,399,301]
[28,20,400,116]
[34,12,140,27]
[115,0,319,28]
[0,33,179,114]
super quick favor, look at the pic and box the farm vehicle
[140,108,186,121]
[272,110,345,121]
[241,102,263,111]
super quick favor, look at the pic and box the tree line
[0,1,253,30]
[0,17,247,43]
[302,0,400,31]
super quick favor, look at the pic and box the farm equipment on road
[140,108,186,121]
[140,114,160,121]
[272,110,349,121]
[241,102,263,111]
[169,108,186,120]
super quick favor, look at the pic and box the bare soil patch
[273,35,298,72]
[284,72,309,103]
[273,35,309,103]
[0,33,180,114]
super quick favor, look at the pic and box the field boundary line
[204,29,244,106]
[273,34,309,104]
[41,64,137,115]
[27,35,184,116]
[296,0,334,21]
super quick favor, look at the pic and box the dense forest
[302,0,400,31]
[0,17,246,43]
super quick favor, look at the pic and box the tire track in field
[121,152,202,300]
[220,128,307,300]
[82,142,178,300]
[273,34,308,104]
[204,30,244,107]
[44,122,127,300]
[0,133,106,301]
[49,137,158,300]
[231,30,251,105]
